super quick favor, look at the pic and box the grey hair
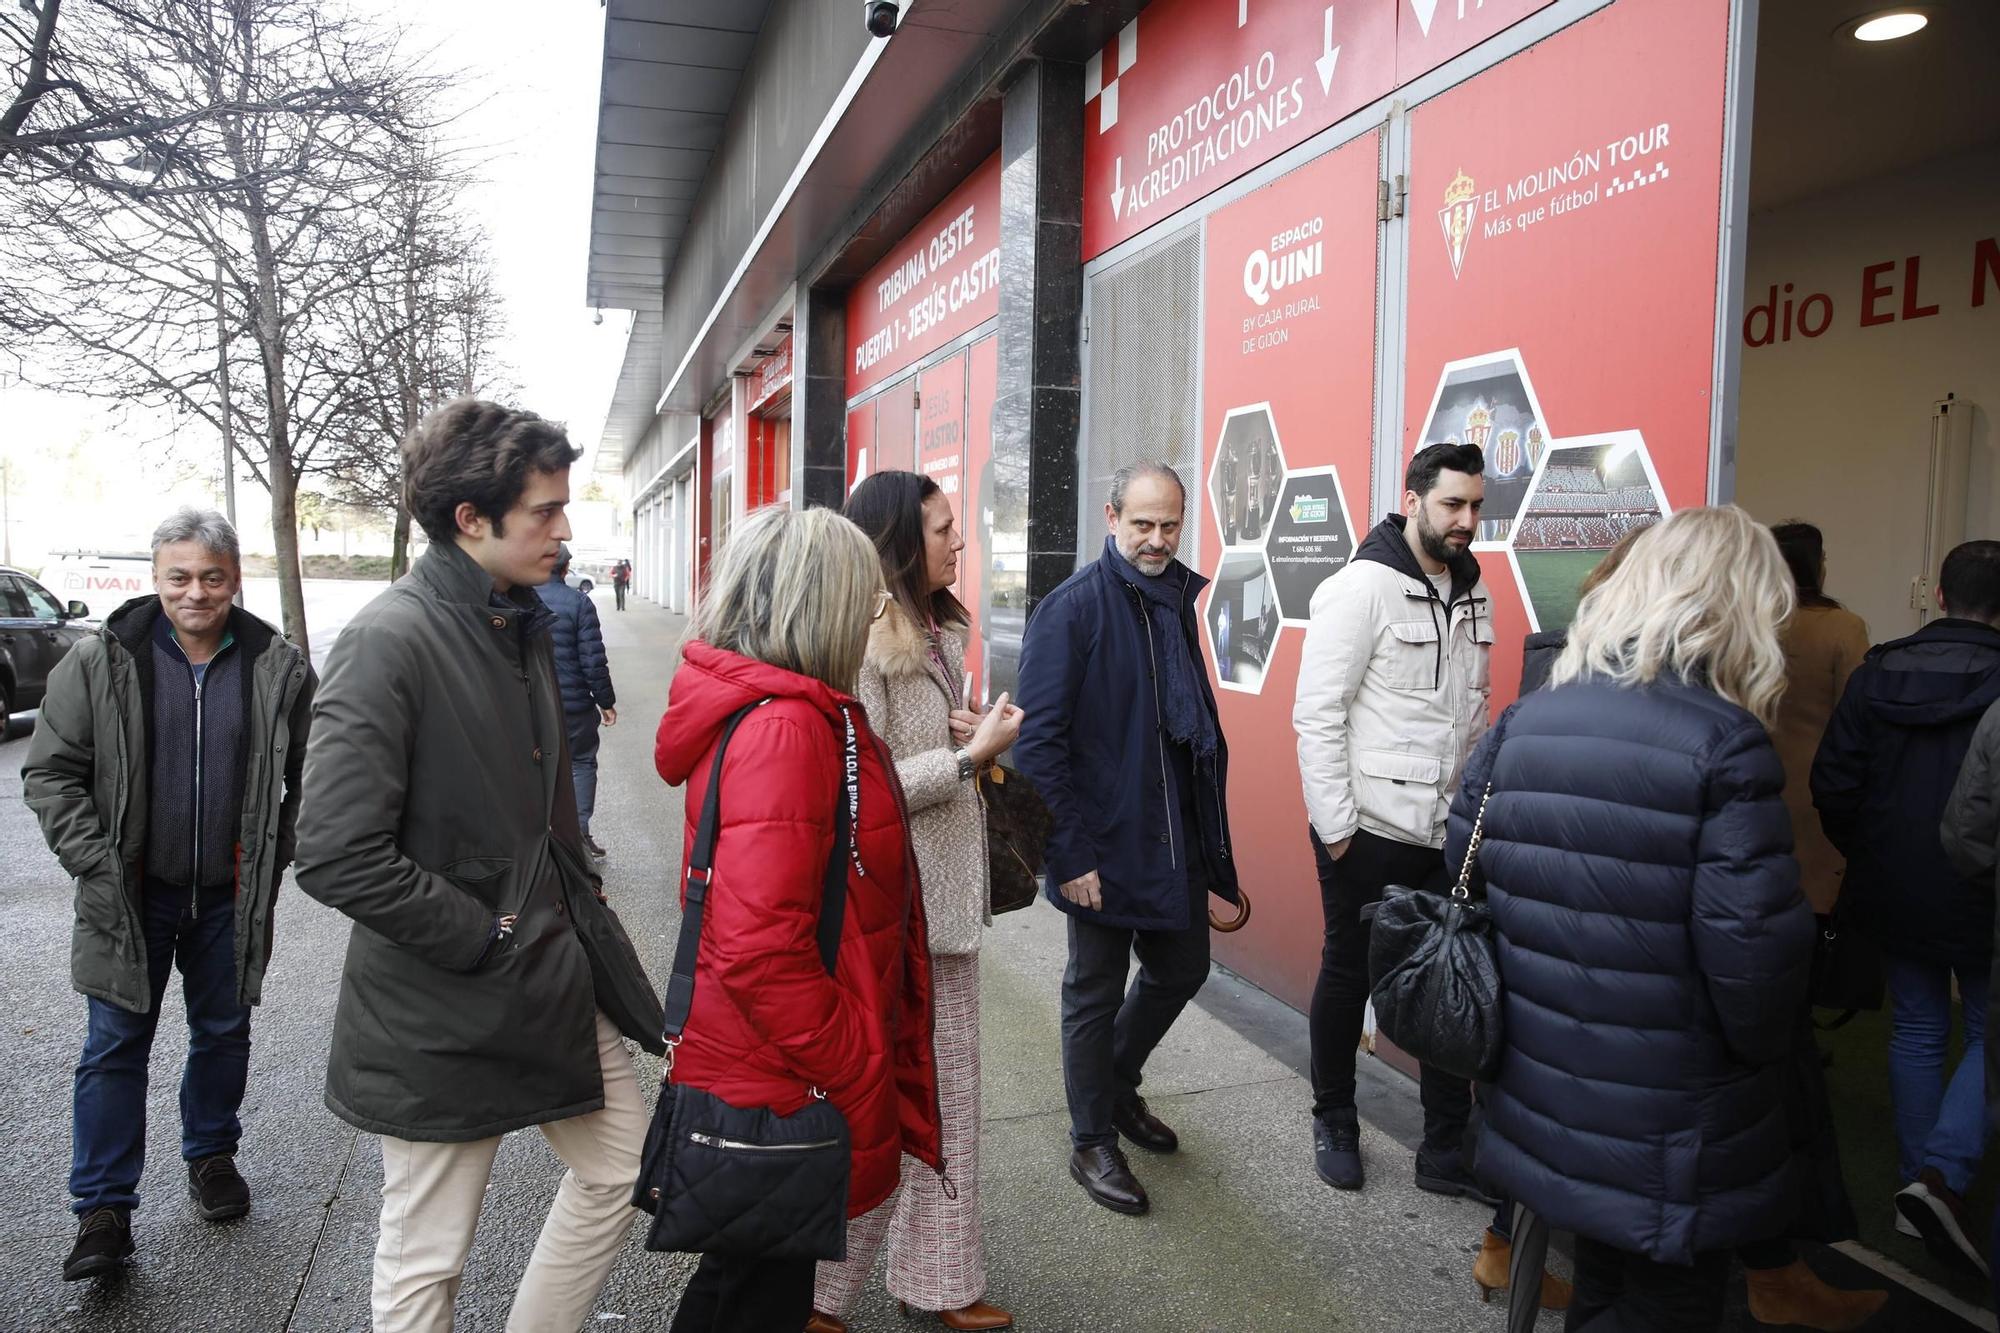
[1108,461,1186,514]
[150,506,240,566]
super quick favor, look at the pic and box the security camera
[864,1,899,38]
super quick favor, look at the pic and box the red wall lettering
[1973,237,1999,308]
[1901,255,1940,321]
[1861,261,1897,327]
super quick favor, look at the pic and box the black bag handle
[662,699,852,1044]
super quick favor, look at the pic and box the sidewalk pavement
[0,590,1982,1331]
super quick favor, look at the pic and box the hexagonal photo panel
[1266,467,1358,623]
[1505,430,1671,634]
[1415,349,1551,547]
[1204,549,1280,694]
[1208,404,1289,549]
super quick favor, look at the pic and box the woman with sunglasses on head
[806,471,1024,1333]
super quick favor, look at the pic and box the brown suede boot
[1473,1228,1573,1310]
[1744,1260,1888,1331]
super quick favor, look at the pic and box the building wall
[1735,147,2000,639]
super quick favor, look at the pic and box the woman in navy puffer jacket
[1448,507,1814,1329]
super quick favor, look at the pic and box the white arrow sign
[1110,157,1126,219]
[1409,0,1439,37]
[1315,7,1341,94]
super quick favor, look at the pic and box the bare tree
[317,146,511,579]
[2,0,448,654]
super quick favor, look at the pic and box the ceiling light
[1849,10,1929,41]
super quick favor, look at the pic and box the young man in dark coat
[1014,461,1242,1217]
[1813,539,2000,1276]
[295,399,644,1329]
[23,508,314,1281]
[536,546,618,858]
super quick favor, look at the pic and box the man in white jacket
[1293,441,1495,1197]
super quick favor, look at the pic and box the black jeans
[670,1252,814,1332]
[1061,866,1211,1149]
[1307,826,1472,1154]
[1566,1237,1729,1331]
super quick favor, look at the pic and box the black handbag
[980,764,1051,916]
[1367,783,1505,1084]
[632,700,853,1261]
[550,835,667,1056]
[1809,905,1884,1027]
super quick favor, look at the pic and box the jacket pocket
[1384,620,1442,691]
[1463,612,1495,691]
[444,856,514,910]
[1353,749,1443,840]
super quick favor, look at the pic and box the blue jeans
[70,880,251,1214]
[568,711,601,837]
[1883,954,1988,1195]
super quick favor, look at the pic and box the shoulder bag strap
[1450,782,1494,902]
[663,699,854,1048]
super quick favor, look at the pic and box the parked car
[0,568,92,737]
[564,566,597,595]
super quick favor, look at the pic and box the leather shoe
[900,1299,1014,1329]
[1111,1095,1178,1153]
[1069,1144,1149,1215]
[1414,1147,1499,1206]
[1313,1110,1363,1190]
[805,1314,846,1333]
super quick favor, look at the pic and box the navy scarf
[1105,537,1217,759]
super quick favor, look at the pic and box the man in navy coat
[1015,461,1242,1217]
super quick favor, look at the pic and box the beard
[1122,539,1173,574]
[1416,508,1469,566]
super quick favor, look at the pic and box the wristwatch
[956,748,976,782]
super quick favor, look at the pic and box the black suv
[0,567,91,735]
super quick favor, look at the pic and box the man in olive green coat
[295,399,644,1333]
[23,508,313,1281]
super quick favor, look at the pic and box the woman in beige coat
[809,471,1024,1333]
[1770,522,1872,914]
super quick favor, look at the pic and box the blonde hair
[690,506,883,693]
[1551,506,1796,726]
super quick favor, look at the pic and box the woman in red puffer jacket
[653,505,944,1333]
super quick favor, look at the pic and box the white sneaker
[1895,1205,1920,1239]
[1896,1173,1991,1276]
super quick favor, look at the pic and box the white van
[38,552,154,620]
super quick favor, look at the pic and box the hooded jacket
[1811,618,2000,966]
[295,541,605,1142]
[653,640,944,1218]
[1452,679,1813,1265]
[1013,540,1241,932]
[1294,515,1493,850]
[23,596,313,1012]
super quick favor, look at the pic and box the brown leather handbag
[979,765,1051,915]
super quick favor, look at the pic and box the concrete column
[792,284,849,510]
[995,58,1085,613]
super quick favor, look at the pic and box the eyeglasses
[871,590,891,622]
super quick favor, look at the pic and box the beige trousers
[370,1012,645,1333]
